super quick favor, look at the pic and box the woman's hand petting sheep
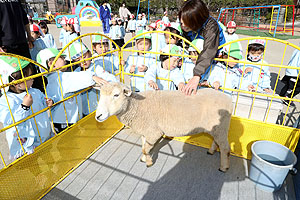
[213,81,220,90]
[148,80,159,90]
[138,65,148,72]
[92,76,109,86]
[178,82,185,92]
[182,75,200,95]
[130,65,136,73]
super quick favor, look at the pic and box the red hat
[68,18,75,25]
[227,21,236,28]
[30,24,39,32]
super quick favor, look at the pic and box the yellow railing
[0,32,299,199]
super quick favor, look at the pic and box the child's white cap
[92,32,109,43]
[149,23,156,29]
[36,48,66,69]
[130,14,135,19]
[138,13,142,17]
[0,56,30,85]
[188,39,204,52]
[68,42,89,60]
[168,22,181,33]
[155,20,166,31]
[164,11,167,15]
[73,23,80,33]
[60,16,69,25]
[30,24,45,37]
[135,30,152,40]
[249,39,266,46]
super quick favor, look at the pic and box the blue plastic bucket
[249,140,297,192]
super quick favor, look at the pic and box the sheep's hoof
[207,150,214,155]
[218,167,229,173]
[140,155,147,163]
[146,160,153,167]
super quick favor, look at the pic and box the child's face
[163,56,180,70]
[189,51,199,64]
[227,28,236,34]
[223,55,239,67]
[136,39,151,52]
[14,68,34,92]
[248,50,263,62]
[66,24,72,32]
[41,27,47,34]
[118,20,122,25]
[138,15,142,20]
[74,51,92,69]
[48,57,66,71]
[94,43,109,54]
[112,20,116,25]
[164,34,178,45]
[31,31,39,40]
[62,24,68,30]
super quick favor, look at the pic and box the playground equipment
[218,5,295,37]
[0,33,300,199]
[136,0,150,23]
[55,0,102,27]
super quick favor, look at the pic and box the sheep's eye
[113,94,120,98]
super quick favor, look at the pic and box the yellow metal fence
[0,32,299,199]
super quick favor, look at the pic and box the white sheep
[95,82,233,172]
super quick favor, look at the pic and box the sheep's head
[95,82,132,122]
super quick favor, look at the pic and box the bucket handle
[290,168,297,175]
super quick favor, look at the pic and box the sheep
[95,82,233,172]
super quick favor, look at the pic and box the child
[162,11,170,25]
[136,14,144,31]
[224,21,239,42]
[36,47,108,132]
[117,18,126,47]
[0,56,53,159]
[39,21,57,49]
[207,42,243,94]
[109,18,125,49]
[69,43,117,116]
[150,20,167,54]
[59,16,69,48]
[149,23,156,31]
[142,13,147,30]
[279,49,300,105]
[181,39,204,82]
[29,24,47,61]
[92,33,120,75]
[127,14,136,37]
[239,39,271,93]
[124,30,155,92]
[63,18,80,48]
[145,44,185,91]
[164,22,181,46]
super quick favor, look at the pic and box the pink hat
[249,39,266,46]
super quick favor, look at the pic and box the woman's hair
[39,21,48,34]
[178,0,209,32]
[8,64,35,83]
[248,44,265,53]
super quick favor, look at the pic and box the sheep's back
[138,89,232,137]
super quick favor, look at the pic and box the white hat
[188,39,204,52]
[67,42,89,60]
[92,32,109,43]
[36,48,66,69]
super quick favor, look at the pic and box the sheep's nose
[97,114,102,121]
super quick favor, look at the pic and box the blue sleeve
[170,69,185,86]
[125,55,133,73]
[61,71,96,94]
[59,29,64,43]
[145,65,157,85]
[207,64,224,86]
[121,27,126,37]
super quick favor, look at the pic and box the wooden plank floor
[43,129,295,200]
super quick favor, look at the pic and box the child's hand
[213,81,220,90]
[264,88,272,93]
[148,80,159,90]
[22,94,33,107]
[178,82,185,92]
[138,65,148,72]
[120,60,125,66]
[248,84,255,92]
[130,65,136,73]
[93,76,109,85]
[45,98,53,107]
[245,67,253,74]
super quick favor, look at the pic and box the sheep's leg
[214,136,230,172]
[140,136,147,163]
[207,140,218,155]
[141,135,161,167]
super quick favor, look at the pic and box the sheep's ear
[93,83,102,91]
[123,84,132,97]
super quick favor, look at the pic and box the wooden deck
[43,128,295,200]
